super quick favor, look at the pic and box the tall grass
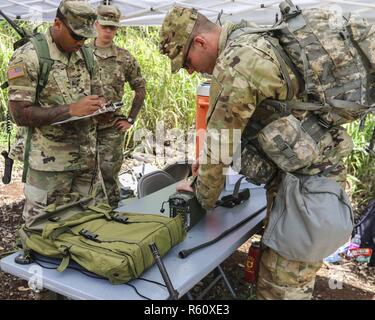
[114,27,202,151]
[0,23,373,203]
[0,21,15,122]
[345,117,375,205]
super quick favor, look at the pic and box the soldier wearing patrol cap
[6,0,108,231]
[91,4,146,207]
[160,6,354,300]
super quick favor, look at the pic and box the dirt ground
[0,167,374,300]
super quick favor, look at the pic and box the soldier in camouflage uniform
[91,4,146,207]
[159,6,354,300]
[7,0,107,230]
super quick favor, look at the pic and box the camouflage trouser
[256,247,322,300]
[23,167,107,230]
[97,125,125,208]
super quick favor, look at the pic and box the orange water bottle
[195,81,210,160]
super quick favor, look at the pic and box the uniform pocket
[24,183,48,207]
[258,114,320,172]
[233,142,277,185]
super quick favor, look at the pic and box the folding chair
[137,170,176,198]
[163,162,191,181]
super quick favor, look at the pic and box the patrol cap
[58,0,97,38]
[159,6,199,73]
[97,4,121,27]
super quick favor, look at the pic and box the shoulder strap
[227,24,285,43]
[80,45,94,79]
[30,33,54,103]
[227,25,304,101]
[22,33,54,183]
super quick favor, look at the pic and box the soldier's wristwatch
[126,117,134,125]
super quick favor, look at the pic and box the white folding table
[0,184,266,300]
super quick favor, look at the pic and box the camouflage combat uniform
[7,1,106,229]
[93,42,145,207]
[160,7,354,300]
[93,5,146,207]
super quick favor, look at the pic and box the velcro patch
[7,63,26,80]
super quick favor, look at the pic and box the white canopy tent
[0,0,374,26]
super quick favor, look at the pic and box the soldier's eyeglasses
[62,19,87,42]
[101,25,118,31]
[183,37,194,69]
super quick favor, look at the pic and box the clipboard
[52,101,124,125]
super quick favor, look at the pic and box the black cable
[138,277,166,288]
[178,205,267,259]
[32,255,155,300]
[124,283,151,300]
[33,256,106,280]
[35,255,168,288]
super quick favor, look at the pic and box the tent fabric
[0,0,375,26]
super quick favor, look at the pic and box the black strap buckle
[79,229,100,242]
[217,189,251,208]
[111,214,129,224]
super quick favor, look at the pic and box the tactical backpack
[18,199,186,284]
[232,0,374,183]
[238,0,375,125]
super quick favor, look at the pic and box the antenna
[216,9,223,26]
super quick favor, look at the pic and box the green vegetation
[346,118,375,205]
[114,27,202,151]
[0,23,373,204]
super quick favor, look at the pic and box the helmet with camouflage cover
[58,0,97,38]
[159,6,199,73]
[97,4,122,27]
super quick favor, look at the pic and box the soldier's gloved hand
[115,119,132,132]
[69,95,102,117]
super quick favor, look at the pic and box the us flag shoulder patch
[7,63,26,80]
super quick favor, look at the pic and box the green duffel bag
[18,202,186,284]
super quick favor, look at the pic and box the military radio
[160,177,206,231]
[168,191,206,231]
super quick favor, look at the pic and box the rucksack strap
[21,127,32,183]
[80,45,94,79]
[272,134,298,161]
[300,114,330,143]
[264,35,303,100]
[227,24,304,101]
[21,34,54,183]
[31,33,54,103]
